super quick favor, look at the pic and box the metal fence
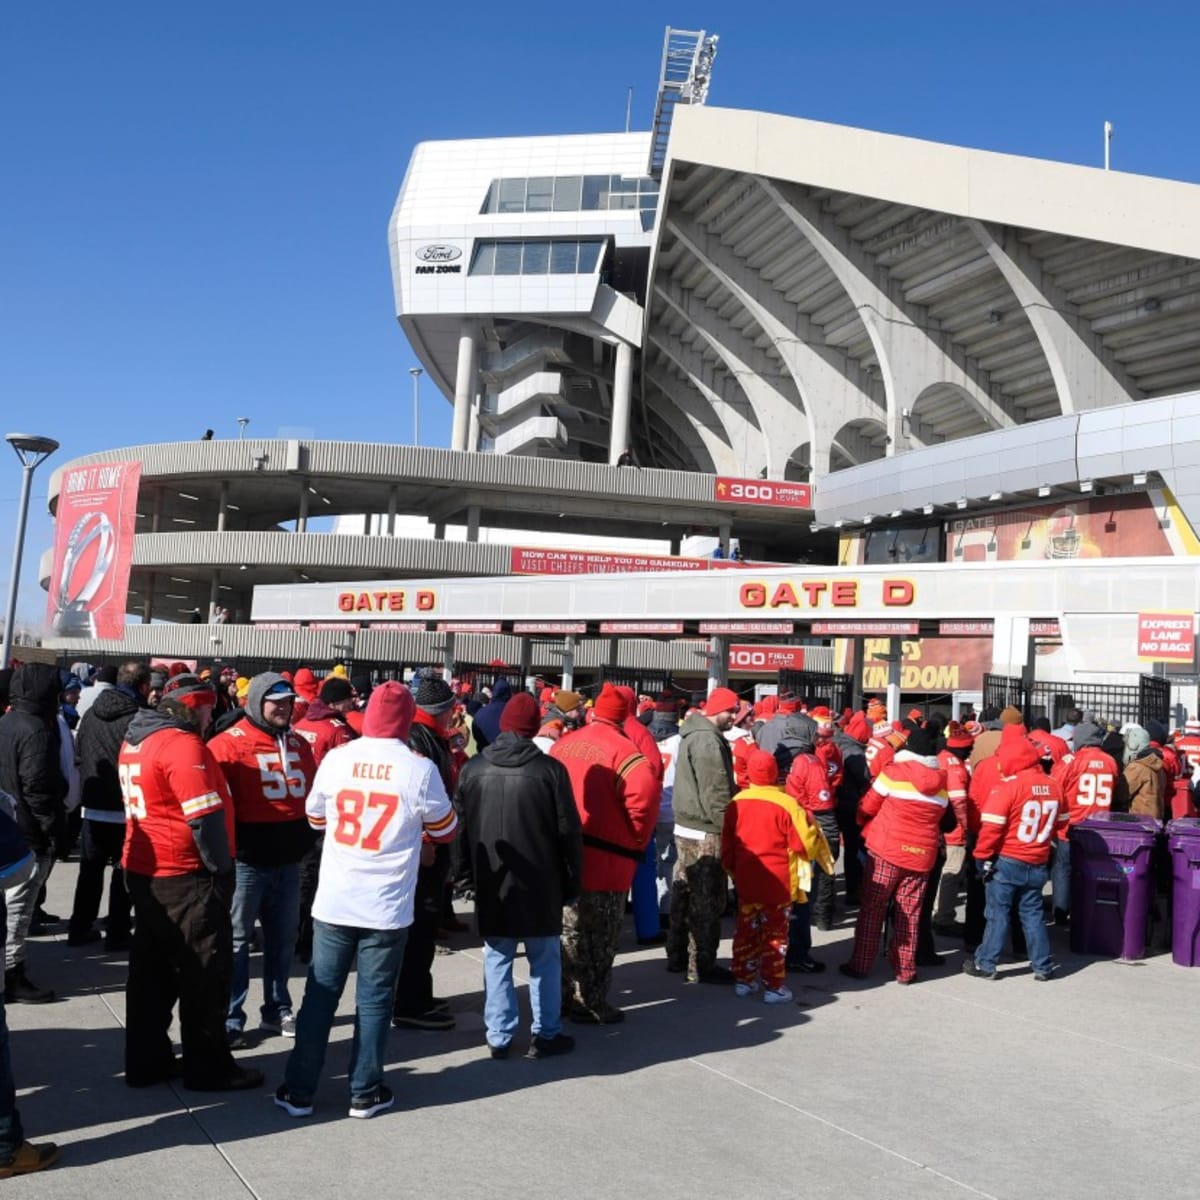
[599,665,673,697]
[983,672,1171,729]
[777,668,855,715]
[453,661,526,694]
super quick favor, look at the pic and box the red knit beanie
[845,711,872,744]
[363,681,415,739]
[946,721,974,749]
[592,684,628,723]
[499,692,540,738]
[747,749,779,785]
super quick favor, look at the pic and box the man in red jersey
[965,725,1066,982]
[1049,720,1119,923]
[119,674,262,1092]
[208,674,316,1046]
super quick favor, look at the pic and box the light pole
[2,433,59,670]
[237,417,249,440]
[409,367,422,446]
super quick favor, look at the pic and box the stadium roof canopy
[646,105,1200,482]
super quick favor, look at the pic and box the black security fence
[983,672,1170,730]
[777,668,854,716]
[599,665,672,697]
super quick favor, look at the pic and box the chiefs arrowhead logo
[716,481,728,496]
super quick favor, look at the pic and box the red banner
[714,477,812,509]
[1137,612,1196,663]
[728,644,805,672]
[511,547,706,575]
[47,460,141,640]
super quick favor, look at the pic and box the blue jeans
[482,936,562,1049]
[283,919,408,1103]
[631,837,660,939]
[1051,839,1071,915]
[0,895,22,1160]
[975,857,1052,975]
[786,900,812,963]
[228,861,301,1031]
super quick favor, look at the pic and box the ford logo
[415,244,462,263]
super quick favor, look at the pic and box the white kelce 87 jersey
[306,736,457,931]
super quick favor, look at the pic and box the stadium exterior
[40,40,1200,709]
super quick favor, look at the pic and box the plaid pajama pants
[845,856,930,984]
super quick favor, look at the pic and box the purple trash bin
[1069,812,1161,961]
[1166,818,1200,967]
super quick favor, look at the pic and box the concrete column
[362,512,372,536]
[608,341,634,465]
[707,635,728,695]
[451,326,478,452]
[561,636,575,691]
[386,486,398,536]
[434,522,446,539]
[150,488,162,533]
[608,637,620,667]
[298,481,310,533]
[849,636,865,714]
[442,632,456,678]
[669,536,681,556]
[468,395,481,454]
[141,574,155,623]
[217,481,229,533]
[207,575,220,622]
[466,506,481,543]
[718,522,732,556]
[886,636,903,721]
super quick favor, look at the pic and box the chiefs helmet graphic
[1044,507,1082,559]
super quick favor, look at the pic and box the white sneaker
[734,980,759,997]
[763,985,794,1005]
[280,1012,296,1038]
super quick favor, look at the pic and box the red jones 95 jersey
[976,767,1067,865]
[1052,748,1120,836]
[119,728,236,876]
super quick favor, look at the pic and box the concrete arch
[909,382,993,444]
[784,442,811,482]
[830,418,888,473]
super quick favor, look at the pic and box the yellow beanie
[236,676,250,699]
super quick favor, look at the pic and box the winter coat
[77,685,143,818]
[294,699,356,767]
[550,718,660,891]
[0,663,68,854]
[833,729,872,814]
[459,731,582,937]
[859,750,949,873]
[472,678,514,751]
[671,712,735,835]
[1123,752,1165,819]
[721,783,834,905]
[769,713,819,778]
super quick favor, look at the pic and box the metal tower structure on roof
[648,26,719,179]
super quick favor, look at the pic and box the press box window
[469,239,605,276]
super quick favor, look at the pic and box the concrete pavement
[6,863,1200,1199]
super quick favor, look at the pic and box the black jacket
[458,732,582,938]
[0,663,67,855]
[77,686,142,817]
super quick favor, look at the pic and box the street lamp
[2,433,59,670]
[237,417,249,440]
[409,368,422,446]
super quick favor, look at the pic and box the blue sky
[2,1,1197,624]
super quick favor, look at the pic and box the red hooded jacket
[859,751,948,873]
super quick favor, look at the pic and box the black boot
[4,964,55,1004]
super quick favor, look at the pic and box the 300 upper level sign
[713,476,811,509]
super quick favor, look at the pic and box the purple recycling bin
[1166,818,1200,967]
[1069,812,1161,960]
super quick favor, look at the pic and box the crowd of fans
[0,655,1196,1173]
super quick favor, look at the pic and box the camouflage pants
[666,833,726,977]
[561,890,625,1013]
